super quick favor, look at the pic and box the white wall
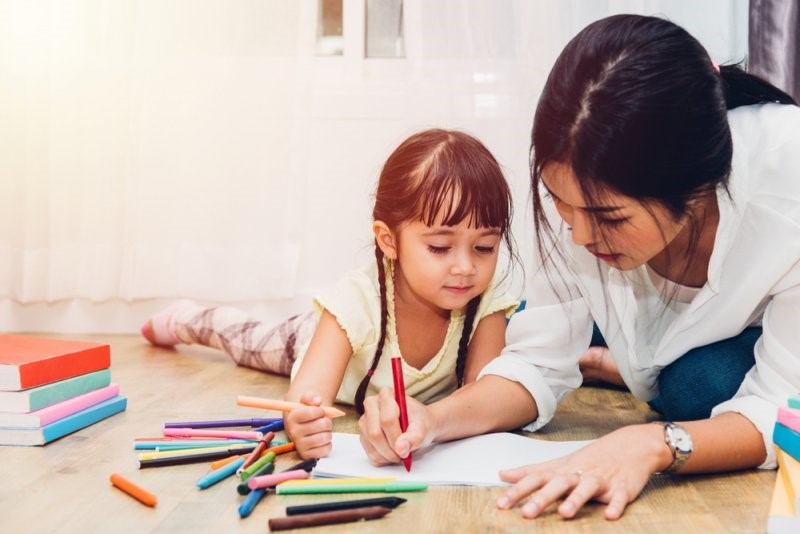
[1,0,749,333]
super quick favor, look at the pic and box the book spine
[40,395,127,444]
[780,406,800,434]
[34,383,120,426]
[18,345,110,390]
[774,423,800,463]
[25,369,113,412]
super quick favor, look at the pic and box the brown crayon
[267,506,391,531]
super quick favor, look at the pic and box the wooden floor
[0,334,775,533]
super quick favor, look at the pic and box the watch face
[671,425,693,454]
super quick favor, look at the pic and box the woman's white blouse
[479,103,800,469]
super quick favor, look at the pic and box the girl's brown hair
[354,128,515,414]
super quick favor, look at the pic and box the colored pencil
[236,395,346,418]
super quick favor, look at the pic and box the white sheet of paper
[313,432,593,486]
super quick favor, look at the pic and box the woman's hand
[496,423,670,520]
[358,387,437,465]
[283,392,334,459]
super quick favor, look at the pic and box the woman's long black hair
[531,14,796,295]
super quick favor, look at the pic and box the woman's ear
[372,221,398,260]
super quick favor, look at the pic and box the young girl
[142,128,520,458]
[358,15,800,521]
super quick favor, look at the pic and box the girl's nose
[451,250,477,275]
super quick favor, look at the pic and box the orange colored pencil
[264,442,295,455]
[110,473,158,507]
[210,454,244,470]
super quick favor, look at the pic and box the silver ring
[573,470,583,479]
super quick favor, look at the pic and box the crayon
[196,458,246,489]
[391,357,412,472]
[276,481,428,494]
[109,473,158,507]
[268,506,392,530]
[238,487,267,518]
[164,417,281,429]
[285,496,406,516]
[236,395,346,418]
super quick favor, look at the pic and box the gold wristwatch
[659,421,692,473]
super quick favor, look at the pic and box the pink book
[778,405,800,434]
[0,383,120,429]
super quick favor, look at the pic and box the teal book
[774,422,800,463]
[0,369,112,413]
[0,395,127,446]
[789,395,800,410]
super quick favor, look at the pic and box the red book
[0,335,110,391]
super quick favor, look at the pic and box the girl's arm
[284,309,352,459]
[285,309,352,404]
[359,374,538,465]
[463,310,508,383]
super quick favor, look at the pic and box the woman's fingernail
[561,501,574,514]
[496,496,510,509]
[312,396,321,404]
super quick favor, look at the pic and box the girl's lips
[444,286,472,294]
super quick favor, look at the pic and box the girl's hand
[496,424,669,520]
[358,387,436,465]
[283,392,334,459]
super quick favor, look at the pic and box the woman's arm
[497,412,766,520]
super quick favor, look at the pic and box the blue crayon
[238,487,267,518]
[196,457,245,489]
[253,420,284,434]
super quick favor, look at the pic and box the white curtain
[0,0,748,332]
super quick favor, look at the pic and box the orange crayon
[110,473,158,507]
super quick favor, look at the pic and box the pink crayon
[247,469,310,490]
[163,427,263,440]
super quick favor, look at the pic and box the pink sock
[140,299,197,347]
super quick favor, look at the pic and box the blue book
[0,395,127,446]
[774,422,800,463]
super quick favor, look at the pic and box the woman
[357,14,800,520]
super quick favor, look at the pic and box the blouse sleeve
[477,215,594,432]
[313,265,381,356]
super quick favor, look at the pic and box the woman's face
[540,162,688,271]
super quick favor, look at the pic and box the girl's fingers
[298,392,322,406]
[358,393,402,465]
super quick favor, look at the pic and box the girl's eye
[475,246,496,254]
[428,246,449,254]
[597,217,628,228]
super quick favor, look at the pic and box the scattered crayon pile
[109,396,424,529]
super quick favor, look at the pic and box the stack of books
[0,334,127,446]
[768,395,800,533]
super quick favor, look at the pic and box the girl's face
[541,162,688,271]
[379,214,502,315]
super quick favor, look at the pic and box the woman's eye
[428,246,449,254]
[597,217,628,228]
